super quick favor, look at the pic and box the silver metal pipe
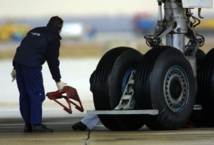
[158,0,163,21]
[166,33,185,52]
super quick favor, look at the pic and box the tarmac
[1,115,214,145]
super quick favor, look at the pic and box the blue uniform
[13,26,61,125]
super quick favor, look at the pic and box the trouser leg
[81,114,100,130]
[16,64,45,125]
[22,66,45,125]
[16,64,31,124]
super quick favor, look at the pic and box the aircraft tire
[134,46,196,130]
[92,47,144,130]
[197,48,214,127]
[189,49,206,127]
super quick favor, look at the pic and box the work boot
[32,124,54,132]
[72,121,87,131]
[24,123,32,133]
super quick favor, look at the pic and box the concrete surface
[1,115,214,145]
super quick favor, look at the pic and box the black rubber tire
[134,46,196,130]
[92,47,144,130]
[197,48,214,127]
[196,49,206,69]
[188,49,206,127]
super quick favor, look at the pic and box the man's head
[47,16,63,32]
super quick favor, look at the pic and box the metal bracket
[87,110,159,115]
[87,105,202,116]
[115,70,135,110]
[193,104,202,110]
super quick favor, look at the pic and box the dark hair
[47,16,63,31]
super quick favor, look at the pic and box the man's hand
[56,81,67,90]
[11,68,16,82]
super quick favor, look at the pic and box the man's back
[13,26,60,67]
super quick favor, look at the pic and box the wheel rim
[163,66,189,113]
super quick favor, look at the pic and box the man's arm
[46,38,61,82]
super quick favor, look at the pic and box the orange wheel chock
[46,86,84,114]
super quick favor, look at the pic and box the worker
[11,16,66,133]
[72,70,100,131]
[72,114,100,131]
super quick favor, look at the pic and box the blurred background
[0,0,214,57]
[0,0,214,117]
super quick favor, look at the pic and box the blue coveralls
[12,26,62,125]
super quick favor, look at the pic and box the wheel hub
[164,66,189,113]
[170,77,182,100]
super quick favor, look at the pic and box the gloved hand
[11,68,16,82]
[56,81,67,90]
